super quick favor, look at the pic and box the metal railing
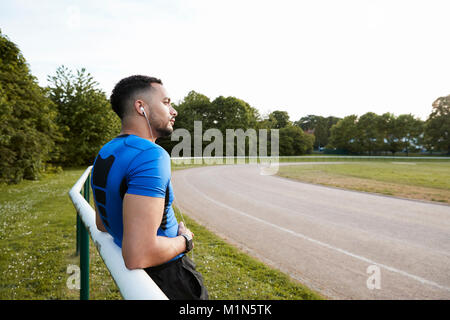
[68,166,168,300]
[170,155,450,165]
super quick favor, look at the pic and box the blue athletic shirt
[90,134,182,261]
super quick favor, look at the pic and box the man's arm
[121,193,191,269]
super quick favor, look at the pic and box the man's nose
[170,106,177,117]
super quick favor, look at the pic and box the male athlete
[90,75,208,300]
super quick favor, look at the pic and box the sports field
[277,162,450,204]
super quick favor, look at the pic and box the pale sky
[1,0,449,121]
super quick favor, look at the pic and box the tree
[211,96,261,156]
[279,126,314,156]
[295,115,340,150]
[260,111,315,155]
[327,115,361,154]
[171,90,214,131]
[395,114,423,155]
[267,110,291,129]
[47,66,121,166]
[425,95,450,154]
[379,113,401,155]
[173,92,260,133]
[357,112,385,155]
[157,90,213,153]
[212,95,260,132]
[158,91,262,156]
[0,30,60,183]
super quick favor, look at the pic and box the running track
[172,163,450,299]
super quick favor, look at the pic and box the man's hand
[178,221,194,237]
[178,222,194,250]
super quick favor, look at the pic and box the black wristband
[181,233,193,253]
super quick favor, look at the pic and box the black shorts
[144,255,208,300]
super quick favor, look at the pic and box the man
[90,75,208,300]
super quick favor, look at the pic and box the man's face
[146,83,177,138]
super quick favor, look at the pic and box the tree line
[298,105,449,156]
[0,30,120,183]
[156,92,314,157]
[1,30,448,184]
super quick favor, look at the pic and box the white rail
[68,166,168,300]
[171,155,450,160]
[170,155,450,166]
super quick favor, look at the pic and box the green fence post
[80,174,90,300]
[76,214,81,256]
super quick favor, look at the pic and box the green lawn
[0,169,120,299]
[277,162,450,203]
[0,167,322,300]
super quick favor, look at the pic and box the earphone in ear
[140,105,155,141]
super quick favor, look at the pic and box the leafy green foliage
[328,115,360,154]
[328,112,424,155]
[266,110,291,129]
[47,66,121,166]
[157,90,216,153]
[394,114,424,155]
[211,95,260,131]
[295,115,340,149]
[279,126,314,155]
[379,112,402,155]
[0,30,60,183]
[424,95,450,154]
[158,91,314,156]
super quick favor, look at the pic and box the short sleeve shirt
[90,134,180,258]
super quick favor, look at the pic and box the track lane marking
[181,171,450,293]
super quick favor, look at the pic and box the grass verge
[0,169,120,300]
[277,162,450,203]
[0,167,322,300]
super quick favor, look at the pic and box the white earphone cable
[142,106,194,260]
[141,107,155,142]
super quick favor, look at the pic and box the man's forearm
[123,234,186,269]
[147,235,187,267]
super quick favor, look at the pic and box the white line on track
[183,173,450,293]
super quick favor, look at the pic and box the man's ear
[134,100,145,116]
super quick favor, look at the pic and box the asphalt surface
[171,163,450,299]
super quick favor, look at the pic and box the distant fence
[170,155,450,165]
[68,166,168,300]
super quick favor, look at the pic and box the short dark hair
[110,75,162,119]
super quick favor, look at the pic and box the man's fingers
[178,222,195,239]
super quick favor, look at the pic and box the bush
[47,66,121,166]
[0,31,60,183]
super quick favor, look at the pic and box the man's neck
[119,127,157,143]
